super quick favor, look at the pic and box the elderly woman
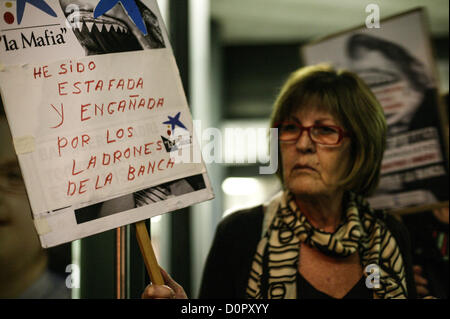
[142,64,416,299]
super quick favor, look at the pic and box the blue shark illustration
[94,0,148,36]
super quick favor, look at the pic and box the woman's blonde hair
[270,64,387,196]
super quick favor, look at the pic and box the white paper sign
[0,0,214,247]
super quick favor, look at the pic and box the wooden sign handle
[135,220,165,285]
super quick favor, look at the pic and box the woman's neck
[295,192,345,233]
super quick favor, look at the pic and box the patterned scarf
[246,191,408,299]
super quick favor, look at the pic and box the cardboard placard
[302,8,449,211]
[0,0,214,247]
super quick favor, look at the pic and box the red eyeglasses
[275,122,350,145]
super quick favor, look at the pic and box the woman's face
[280,101,352,199]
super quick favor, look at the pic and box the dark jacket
[199,205,417,299]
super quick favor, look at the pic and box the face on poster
[303,11,436,135]
[302,9,448,211]
[0,0,214,247]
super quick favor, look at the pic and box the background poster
[302,8,448,211]
[0,0,214,247]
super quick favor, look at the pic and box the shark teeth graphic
[104,23,112,32]
[67,14,129,34]
[96,22,104,32]
[85,22,94,32]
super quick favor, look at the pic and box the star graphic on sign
[163,112,187,131]
[16,0,57,24]
[94,0,148,36]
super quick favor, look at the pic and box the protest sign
[302,8,449,212]
[0,0,214,248]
